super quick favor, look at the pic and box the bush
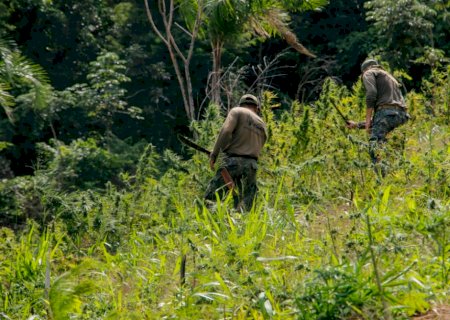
[0,176,45,228]
[39,137,146,191]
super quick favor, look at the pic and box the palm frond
[204,0,245,42]
[256,8,317,58]
[0,39,52,114]
[177,0,202,30]
[0,83,14,121]
[0,48,15,84]
[0,37,17,58]
[281,0,329,12]
[280,28,316,58]
[0,83,13,106]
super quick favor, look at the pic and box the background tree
[0,0,449,177]
[364,0,437,68]
[0,38,52,175]
[430,1,450,54]
[0,38,51,121]
[86,52,142,135]
[204,0,322,106]
[6,0,112,88]
[291,0,370,87]
[144,0,203,121]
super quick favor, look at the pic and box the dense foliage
[0,0,449,319]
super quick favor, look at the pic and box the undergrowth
[0,74,449,319]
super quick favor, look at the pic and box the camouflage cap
[239,94,259,107]
[361,59,379,72]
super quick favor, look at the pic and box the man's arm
[347,71,377,131]
[210,109,239,169]
[362,71,376,133]
[365,107,373,134]
[362,71,377,109]
[347,109,373,132]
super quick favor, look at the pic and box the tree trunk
[144,0,200,122]
[210,40,223,106]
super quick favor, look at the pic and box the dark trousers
[369,108,409,164]
[204,157,258,211]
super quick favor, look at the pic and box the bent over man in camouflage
[205,94,267,211]
[347,59,409,174]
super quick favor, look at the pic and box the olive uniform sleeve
[211,109,239,161]
[362,71,377,109]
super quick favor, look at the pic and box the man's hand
[346,120,358,129]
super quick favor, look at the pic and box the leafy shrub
[295,262,376,319]
[39,137,146,191]
[1,65,449,318]
[0,176,45,228]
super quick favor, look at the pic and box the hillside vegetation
[0,0,449,319]
[0,74,449,319]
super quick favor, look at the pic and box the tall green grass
[0,72,449,319]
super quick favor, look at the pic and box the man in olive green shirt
[347,59,409,173]
[205,94,267,210]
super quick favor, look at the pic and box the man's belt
[376,104,406,111]
[226,153,258,161]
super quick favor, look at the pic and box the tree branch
[144,0,170,47]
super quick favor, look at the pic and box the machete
[178,135,235,190]
[178,134,210,155]
[331,101,369,129]
[330,100,350,124]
